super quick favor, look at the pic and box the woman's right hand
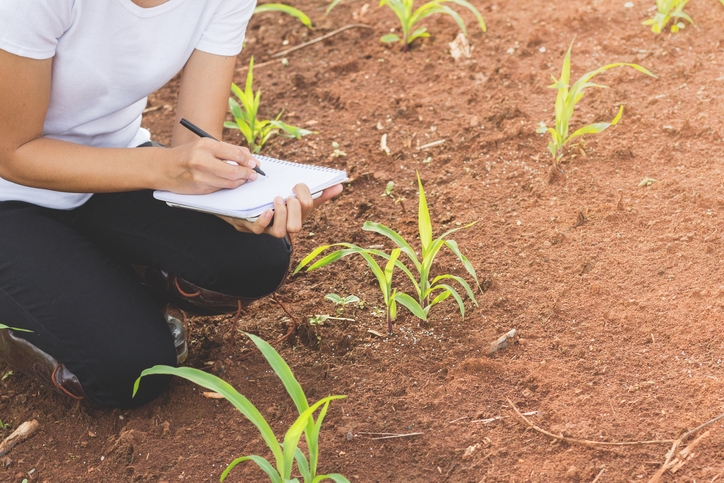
[162,138,260,194]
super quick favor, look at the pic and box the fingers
[217,183,344,239]
[292,184,315,220]
[314,183,344,207]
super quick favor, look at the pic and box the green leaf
[246,333,310,418]
[392,291,428,320]
[417,172,432,256]
[384,248,401,288]
[407,26,430,43]
[134,366,284,470]
[431,273,478,306]
[432,283,465,318]
[380,33,401,43]
[0,324,32,332]
[313,475,352,483]
[254,3,313,28]
[294,244,336,273]
[221,455,282,483]
[445,0,487,32]
[294,448,312,482]
[362,221,420,269]
[268,119,315,138]
[325,0,345,15]
[325,293,343,304]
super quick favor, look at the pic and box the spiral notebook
[153,155,348,219]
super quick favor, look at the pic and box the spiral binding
[255,155,342,173]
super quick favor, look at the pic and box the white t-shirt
[0,0,255,209]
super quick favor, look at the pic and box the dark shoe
[0,329,85,400]
[164,308,188,364]
[138,267,254,314]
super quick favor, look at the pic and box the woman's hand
[218,183,344,238]
[162,138,260,194]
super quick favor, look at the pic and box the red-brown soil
[4,0,724,482]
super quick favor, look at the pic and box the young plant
[377,0,487,51]
[224,57,313,153]
[297,245,426,333]
[295,172,478,332]
[254,3,313,29]
[134,333,348,483]
[325,294,361,314]
[642,0,692,33]
[0,420,9,430]
[536,42,656,164]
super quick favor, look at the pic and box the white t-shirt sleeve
[0,0,74,59]
[195,0,257,56]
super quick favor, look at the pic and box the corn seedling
[224,57,313,153]
[326,0,485,50]
[642,0,692,33]
[536,42,656,164]
[296,245,426,333]
[0,420,9,431]
[295,172,478,332]
[377,0,486,50]
[134,333,348,483]
[254,3,313,29]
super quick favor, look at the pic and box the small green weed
[382,181,395,198]
[224,57,313,153]
[254,3,313,28]
[643,0,692,33]
[325,294,360,314]
[536,42,656,165]
[134,333,348,483]
[0,420,10,430]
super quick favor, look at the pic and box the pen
[179,118,267,176]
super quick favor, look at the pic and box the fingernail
[250,172,258,180]
[274,196,284,204]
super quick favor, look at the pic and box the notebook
[153,155,348,220]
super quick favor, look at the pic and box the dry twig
[0,420,40,457]
[507,398,674,447]
[271,24,374,58]
[591,467,605,483]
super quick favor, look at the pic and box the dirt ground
[4,0,724,481]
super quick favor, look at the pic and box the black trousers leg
[0,192,291,408]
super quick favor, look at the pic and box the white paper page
[154,155,347,218]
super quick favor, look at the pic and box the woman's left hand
[217,183,344,238]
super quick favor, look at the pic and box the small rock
[470,115,479,127]
[565,465,579,480]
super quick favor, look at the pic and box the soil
[4,0,724,482]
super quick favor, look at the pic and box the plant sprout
[224,57,313,153]
[379,0,486,50]
[642,0,692,33]
[325,294,360,314]
[134,333,348,483]
[254,3,313,29]
[536,42,656,164]
[327,0,485,50]
[295,172,478,333]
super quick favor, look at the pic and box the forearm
[1,137,168,193]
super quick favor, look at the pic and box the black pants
[0,191,291,408]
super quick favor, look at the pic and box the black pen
[179,118,266,177]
